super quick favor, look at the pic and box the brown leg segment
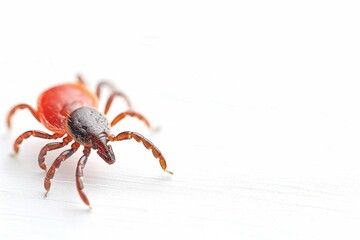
[104,92,132,114]
[77,75,86,85]
[95,81,116,99]
[109,131,173,175]
[44,142,80,196]
[13,131,64,154]
[38,135,73,171]
[76,147,91,206]
[7,104,40,128]
[95,81,132,113]
[111,111,151,129]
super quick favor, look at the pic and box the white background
[1,1,360,239]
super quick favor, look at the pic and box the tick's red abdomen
[37,83,98,134]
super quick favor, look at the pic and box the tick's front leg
[109,131,173,175]
[76,147,91,206]
[38,135,73,170]
[44,142,80,196]
[13,130,63,154]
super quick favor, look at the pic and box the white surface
[1,1,360,239]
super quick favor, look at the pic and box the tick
[7,76,172,206]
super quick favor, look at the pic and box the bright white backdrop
[1,1,360,239]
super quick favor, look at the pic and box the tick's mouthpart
[95,137,115,164]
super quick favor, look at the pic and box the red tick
[7,76,172,206]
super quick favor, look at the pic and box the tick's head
[66,106,116,164]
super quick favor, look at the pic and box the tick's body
[38,83,98,134]
[7,76,172,206]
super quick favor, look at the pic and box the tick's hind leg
[76,147,91,206]
[109,131,173,175]
[104,92,132,114]
[7,104,40,128]
[95,81,116,98]
[76,75,86,85]
[38,135,73,171]
[44,142,80,196]
[111,111,152,130]
[13,130,64,154]
[96,81,132,113]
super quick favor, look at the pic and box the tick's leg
[76,75,86,85]
[38,135,73,171]
[96,81,132,113]
[44,142,80,196]
[7,104,40,128]
[13,131,64,154]
[104,92,132,114]
[111,111,151,129]
[95,81,116,99]
[76,147,91,206]
[109,131,173,175]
